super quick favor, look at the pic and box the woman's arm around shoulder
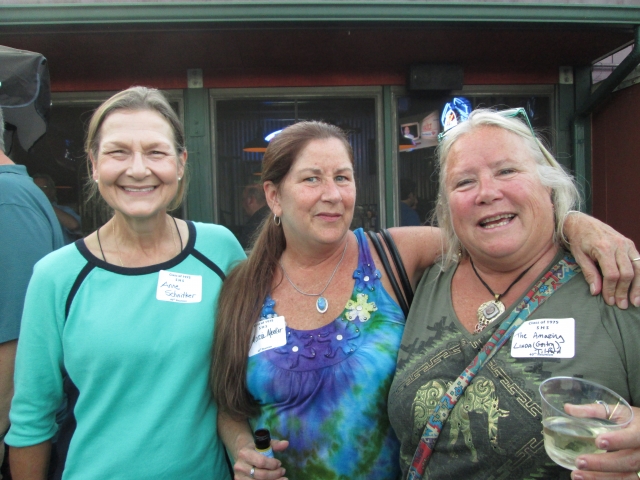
[563,213,640,309]
[386,226,444,287]
[387,214,640,308]
[217,411,289,480]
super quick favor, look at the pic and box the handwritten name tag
[156,270,202,303]
[511,318,575,358]
[248,316,287,357]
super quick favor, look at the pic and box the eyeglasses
[437,107,535,144]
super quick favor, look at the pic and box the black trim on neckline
[75,220,197,276]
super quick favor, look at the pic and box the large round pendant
[316,296,328,314]
[475,300,505,332]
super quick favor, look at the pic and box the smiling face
[444,126,555,268]
[91,109,186,221]
[265,137,355,249]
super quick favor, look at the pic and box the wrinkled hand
[234,438,289,480]
[567,404,640,480]
[565,213,640,309]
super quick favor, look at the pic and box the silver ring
[596,400,610,418]
[250,467,255,479]
[632,257,640,262]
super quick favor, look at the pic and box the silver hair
[0,107,5,153]
[434,108,581,268]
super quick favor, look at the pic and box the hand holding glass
[539,376,633,470]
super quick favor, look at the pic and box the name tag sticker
[248,316,287,357]
[511,318,575,358]
[156,270,202,303]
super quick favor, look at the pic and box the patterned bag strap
[407,254,580,480]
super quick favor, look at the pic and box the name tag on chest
[511,318,575,358]
[249,316,287,357]
[156,270,202,303]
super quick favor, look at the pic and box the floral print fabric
[246,228,405,479]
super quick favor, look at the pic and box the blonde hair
[434,108,580,267]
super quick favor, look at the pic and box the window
[394,87,553,226]
[212,88,382,249]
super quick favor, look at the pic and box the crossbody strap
[367,230,410,317]
[407,254,580,480]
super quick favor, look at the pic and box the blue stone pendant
[316,296,328,314]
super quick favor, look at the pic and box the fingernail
[573,474,583,480]
[608,296,615,305]
[597,438,609,449]
[576,459,587,470]
[619,298,628,309]
[633,296,640,308]
[590,283,596,295]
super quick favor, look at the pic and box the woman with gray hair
[388,108,640,479]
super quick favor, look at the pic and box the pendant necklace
[279,237,349,314]
[470,258,534,334]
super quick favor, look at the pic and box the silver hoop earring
[273,214,281,226]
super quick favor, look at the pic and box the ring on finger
[595,400,611,418]
[632,257,640,262]
[250,467,255,479]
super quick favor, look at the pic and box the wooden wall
[592,82,640,247]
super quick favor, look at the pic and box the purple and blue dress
[247,228,405,479]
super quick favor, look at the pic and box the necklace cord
[97,226,106,262]
[470,258,534,301]
[110,215,182,268]
[280,237,349,297]
[112,221,125,267]
[171,216,183,251]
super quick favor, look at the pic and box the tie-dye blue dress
[246,228,405,479]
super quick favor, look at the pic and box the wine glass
[539,376,633,470]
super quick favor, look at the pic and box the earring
[273,214,281,226]
[94,178,99,183]
[178,177,182,181]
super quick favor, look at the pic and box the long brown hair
[211,121,353,419]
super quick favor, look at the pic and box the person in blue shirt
[0,107,64,476]
[400,178,422,226]
[32,173,82,244]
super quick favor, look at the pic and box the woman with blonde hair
[389,108,640,479]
